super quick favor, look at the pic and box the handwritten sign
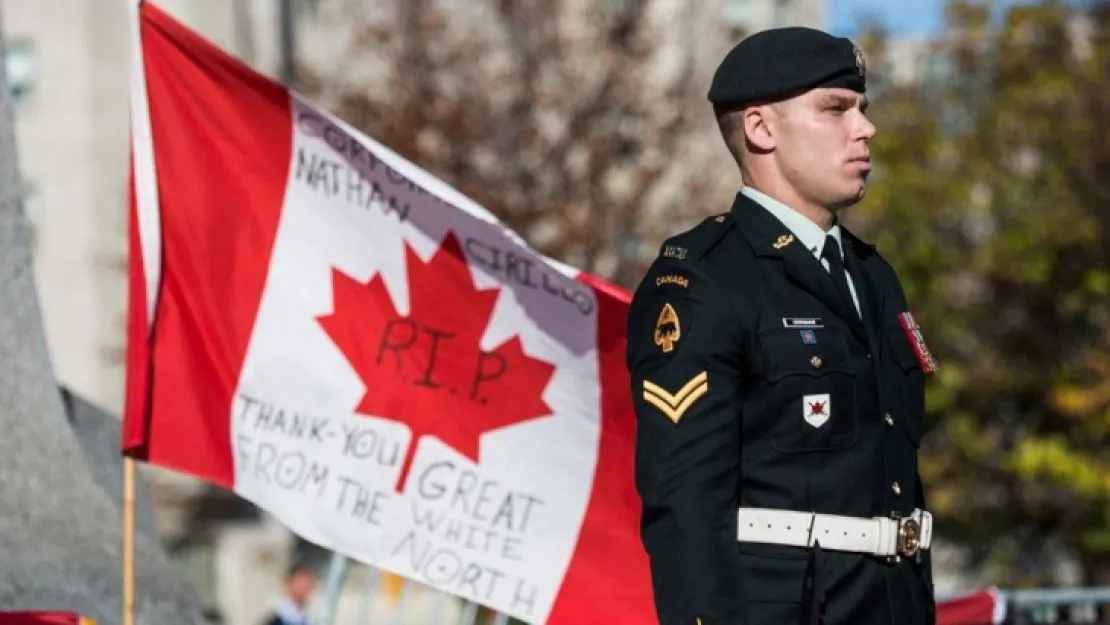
[233,393,550,617]
[235,395,397,528]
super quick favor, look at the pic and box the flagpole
[123,455,136,625]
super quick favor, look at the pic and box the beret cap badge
[854,46,866,77]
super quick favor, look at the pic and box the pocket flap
[758,328,854,383]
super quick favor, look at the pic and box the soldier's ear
[742,105,776,153]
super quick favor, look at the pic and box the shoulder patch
[654,302,682,352]
[637,289,694,356]
[654,273,690,289]
[638,266,696,354]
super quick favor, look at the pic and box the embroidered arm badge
[642,371,709,424]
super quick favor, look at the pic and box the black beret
[707,26,867,109]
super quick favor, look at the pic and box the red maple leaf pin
[316,232,557,494]
[808,401,827,415]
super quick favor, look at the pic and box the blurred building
[722,0,827,34]
[2,0,281,421]
[871,35,940,87]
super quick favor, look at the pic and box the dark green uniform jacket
[626,191,937,625]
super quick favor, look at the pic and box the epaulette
[842,228,878,259]
[657,212,734,263]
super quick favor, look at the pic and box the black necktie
[821,234,858,317]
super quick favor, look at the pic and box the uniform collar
[740,186,842,260]
[730,188,873,344]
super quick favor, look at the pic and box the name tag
[782,317,823,329]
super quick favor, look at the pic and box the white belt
[737,507,933,560]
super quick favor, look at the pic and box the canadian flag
[936,589,1007,625]
[122,2,652,623]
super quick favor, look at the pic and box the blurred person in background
[627,26,936,625]
[259,561,318,625]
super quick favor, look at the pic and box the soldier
[626,26,939,625]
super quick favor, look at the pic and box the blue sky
[828,0,944,36]
[825,0,1069,37]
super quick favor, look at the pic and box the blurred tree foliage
[852,0,1110,586]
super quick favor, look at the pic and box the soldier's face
[772,88,876,211]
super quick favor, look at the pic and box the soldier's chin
[830,187,866,212]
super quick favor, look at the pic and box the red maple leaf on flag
[809,401,827,415]
[316,232,557,494]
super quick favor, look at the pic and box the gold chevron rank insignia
[643,372,708,424]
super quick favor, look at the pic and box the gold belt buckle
[896,515,922,559]
[884,512,922,563]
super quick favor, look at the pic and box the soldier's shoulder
[627,214,734,365]
[842,227,882,264]
[842,228,905,292]
[629,213,734,312]
[653,212,735,267]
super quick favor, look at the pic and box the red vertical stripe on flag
[122,2,293,487]
[547,275,657,624]
[122,152,150,452]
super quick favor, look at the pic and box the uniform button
[892,482,902,496]
[811,356,822,369]
[885,414,894,426]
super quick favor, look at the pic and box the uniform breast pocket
[757,328,859,453]
[885,329,926,447]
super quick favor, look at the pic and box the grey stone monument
[0,6,207,624]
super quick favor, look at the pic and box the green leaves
[855,0,1110,584]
